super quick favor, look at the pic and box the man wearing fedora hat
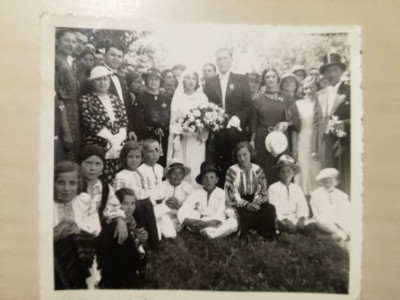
[311,52,351,194]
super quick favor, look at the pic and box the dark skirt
[96,222,142,289]
[54,230,97,290]
[134,198,160,251]
[235,194,278,239]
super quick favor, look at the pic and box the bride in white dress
[167,69,209,188]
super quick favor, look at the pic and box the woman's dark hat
[319,53,346,74]
[195,161,220,185]
[78,144,106,164]
[246,72,261,82]
[143,68,162,81]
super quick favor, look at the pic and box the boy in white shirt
[137,138,165,248]
[269,155,310,233]
[153,159,194,239]
[310,168,351,244]
[177,162,238,239]
[137,139,165,205]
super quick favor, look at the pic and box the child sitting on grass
[178,161,238,239]
[153,159,194,239]
[113,141,159,251]
[268,155,310,233]
[310,168,351,247]
[115,188,148,258]
[137,138,165,248]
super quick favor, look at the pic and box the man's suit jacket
[203,72,253,127]
[311,82,351,167]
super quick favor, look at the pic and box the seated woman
[268,155,310,233]
[78,144,141,289]
[177,161,238,239]
[225,141,277,240]
[53,161,101,289]
[310,168,351,248]
[153,158,194,239]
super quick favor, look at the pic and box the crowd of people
[54,28,352,289]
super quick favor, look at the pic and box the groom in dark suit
[204,48,253,186]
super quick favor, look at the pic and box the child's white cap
[316,168,339,181]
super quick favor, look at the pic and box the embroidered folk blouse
[225,163,268,207]
[54,193,101,236]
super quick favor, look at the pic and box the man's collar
[329,80,342,90]
[219,70,231,79]
[104,63,118,74]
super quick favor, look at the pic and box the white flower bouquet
[173,103,228,138]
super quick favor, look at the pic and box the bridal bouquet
[198,102,228,132]
[173,103,228,137]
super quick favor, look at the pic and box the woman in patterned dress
[55,29,80,161]
[79,66,128,183]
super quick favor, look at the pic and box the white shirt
[177,187,227,224]
[219,70,231,109]
[138,163,165,205]
[67,55,74,68]
[268,181,309,223]
[105,64,125,104]
[326,81,342,115]
[98,94,116,123]
[310,187,351,234]
[113,169,149,200]
[54,193,101,236]
[153,180,195,221]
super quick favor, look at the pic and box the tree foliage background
[72,27,350,75]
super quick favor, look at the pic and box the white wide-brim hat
[88,66,113,81]
[265,131,288,157]
[316,168,339,181]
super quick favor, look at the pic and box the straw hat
[279,72,302,90]
[88,66,113,81]
[272,154,300,174]
[265,131,288,157]
[316,168,339,181]
[164,158,191,178]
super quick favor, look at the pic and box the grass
[139,228,349,293]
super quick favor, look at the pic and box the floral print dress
[79,92,128,183]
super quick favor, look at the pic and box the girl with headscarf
[167,68,209,188]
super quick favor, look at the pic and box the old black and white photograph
[40,17,362,299]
